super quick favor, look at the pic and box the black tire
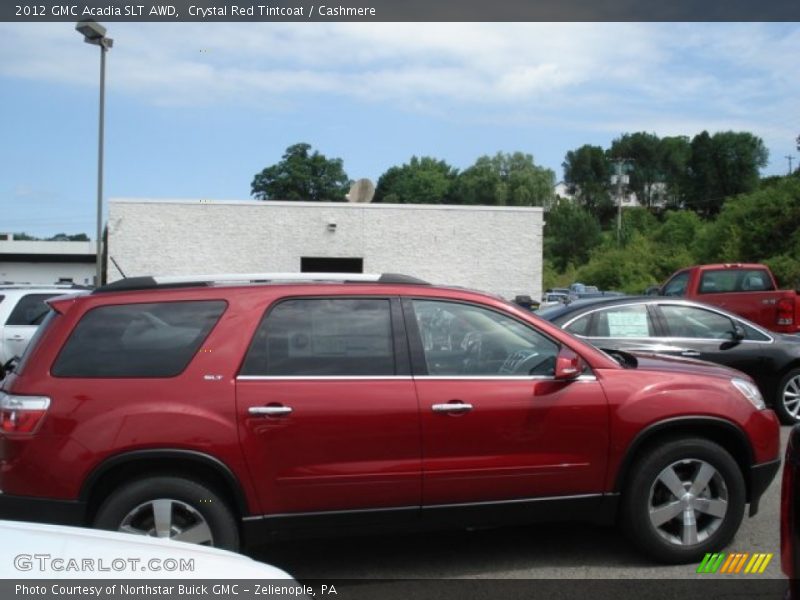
[774,368,800,425]
[94,477,239,551]
[621,438,745,563]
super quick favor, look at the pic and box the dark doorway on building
[301,257,364,273]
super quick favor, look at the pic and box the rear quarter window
[52,300,226,378]
[6,294,57,325]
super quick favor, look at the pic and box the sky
[1,22,799,238]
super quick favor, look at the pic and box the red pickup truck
[656,263,800,334]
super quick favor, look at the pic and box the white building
[553,181,669,209]
[107,199,544,301]
[0,238,96,285]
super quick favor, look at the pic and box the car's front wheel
[775,368,800,425]
[621,438,745,563]
[94,476,239,551]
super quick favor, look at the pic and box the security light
[76,20,113,48]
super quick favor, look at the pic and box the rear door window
[566,304,654,338]
[52,300,226,377]
[241,298,395,376]
[563,313,591,337]
[591,305,653,338]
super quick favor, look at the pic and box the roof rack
[0,282,91,290]
[94,272,430,293]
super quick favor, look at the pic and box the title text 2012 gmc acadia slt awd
[0,273,781,563]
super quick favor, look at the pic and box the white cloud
[0,22,797,152]
[0,23,664,105]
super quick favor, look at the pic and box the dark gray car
[538,296,800,425]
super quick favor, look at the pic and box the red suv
[0,273,780,563]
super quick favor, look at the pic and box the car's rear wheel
[775,368,800,425]
[621,438,745,563]
[94,477,239,551]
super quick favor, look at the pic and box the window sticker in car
[607,311,650,337]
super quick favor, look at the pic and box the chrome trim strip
[243,505,419,521]
[153,272,384,285]
[237,376,414,381]
[237,375,599,382]
[242,493,606,521]
[423,493,603,511]
[586,335,772,346]
[414,374,598,382]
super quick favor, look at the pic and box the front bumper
[749,458,781,516]
[0,492,87,526]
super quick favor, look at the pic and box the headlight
[731,377,765,410]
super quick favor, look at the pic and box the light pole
[75,20,113,287]
[610,158,632,244]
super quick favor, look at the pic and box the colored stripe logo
[696,552,773,574]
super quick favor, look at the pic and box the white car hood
[0,520,294,579]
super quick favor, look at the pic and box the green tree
[652,210,704,249]
[10,232,39,241]
[618,207,658,245]
[685,131,768,217]
[609,132,662,208]
[696,177,800,264]
[48,233,90,241]
[764,255,800,289]
[543,201,602,272]
[575,233,660,293]
[453,152,554,206]
[562,145,615,226]
[658,136,692,208]
[373,156,457,204]
[251,143,350,202]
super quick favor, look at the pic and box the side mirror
[554,347,585,380]
[719,324,745,351]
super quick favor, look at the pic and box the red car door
[405,298,609,506]
[236,296,421,515]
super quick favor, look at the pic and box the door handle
[10,336,24,341]
[249,405,293,417]
[680,350,701,357]
[432,402,473,413]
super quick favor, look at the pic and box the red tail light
[0,392,50,434]
[777,297,795,327]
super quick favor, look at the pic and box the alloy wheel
[783,374,800,420]
[648,459,728,546]
[118,498,214,545]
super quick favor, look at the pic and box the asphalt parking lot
[251,427,789,591]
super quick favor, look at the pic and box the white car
[538,292,570,309]
[0,285,86,368]
[0,520,297,580]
